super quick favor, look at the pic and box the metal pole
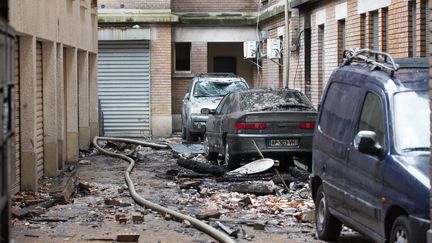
[284,0,291,88]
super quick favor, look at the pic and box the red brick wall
[151,24,172,116]
[172,0,257,13]
[280,0,430,105]
[258,13,285,89]
[98,0,170,9]
[172,42,208,115]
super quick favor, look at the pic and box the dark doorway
[214,56,236,74]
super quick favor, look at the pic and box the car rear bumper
[226,133,312,158]
[409,215,429,243]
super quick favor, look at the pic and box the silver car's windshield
[193,81,247,97]
[394,90,430,153]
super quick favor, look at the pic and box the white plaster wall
[9,0,97,53]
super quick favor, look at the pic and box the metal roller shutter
[98,41,151,137]
[35,41,44,179]
[12,37,19,193]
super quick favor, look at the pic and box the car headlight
[190,106,203,114]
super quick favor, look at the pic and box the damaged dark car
[202,88,317,170]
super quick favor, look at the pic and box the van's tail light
[299,122,315,129]
[235,122,267,130]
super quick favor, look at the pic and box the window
[408,1,416,57]
[358,92,385,147]
[368,11,379,50]
[320,83,362,142]
[318,25,325,96]
[337,19,346,65]
[381,8,389,52]
[419,0,428,56]
[360,14,366,48]
[175,43,191,72]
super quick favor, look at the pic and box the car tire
[204,135,218,161]
[315,184,342,241]
[182,127,186,140]
[185,127,197,142]
[224,141,239,170]
[389,215,413,243]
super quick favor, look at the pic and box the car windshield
[240,90,314,112]
[394,90,430,154]
[193,80,248,97]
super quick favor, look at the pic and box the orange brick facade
[281,0,430,105]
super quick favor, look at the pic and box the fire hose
[92,136,236,243]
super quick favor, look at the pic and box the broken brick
[132,214,144,224]
[196,210,221,220]
[116,233,140,242]
[179,180,202,189]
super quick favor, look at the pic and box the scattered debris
[215,221,239,238]
[177,158,226,176]
[228,181,276,195]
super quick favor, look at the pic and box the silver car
[182,73,249,141]
[203,88,317,170]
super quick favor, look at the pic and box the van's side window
[358,92,385,147]
[320,82,361,142]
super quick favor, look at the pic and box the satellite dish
[226,158,274,176]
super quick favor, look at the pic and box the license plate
[268,139,299,147]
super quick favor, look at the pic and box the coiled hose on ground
[92,136,235,243]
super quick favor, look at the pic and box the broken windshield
[240,90,314,112]
[193,80,248,97]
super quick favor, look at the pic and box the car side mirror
[185,93,190,100]
[317,103,321,112]
[354,131,383,159]
[201,108,214,115]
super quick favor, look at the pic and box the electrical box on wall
[267,38,281,59]
[243,41,258,59]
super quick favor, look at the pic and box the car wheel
[182,127,186,140]
[224,141,239,170]
[185,127,197,142]
[204,135,217,161]
[315,184,342,241]
[390,215,412,243]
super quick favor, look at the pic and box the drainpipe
[284,0,291,88]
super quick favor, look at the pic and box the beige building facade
[9,0,99,192]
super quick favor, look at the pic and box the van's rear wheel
[315,185,342,241]
[389,215,412,243]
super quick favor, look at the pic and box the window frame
[174,42,192,73]
[356,91,387,150]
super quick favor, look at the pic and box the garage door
[98,41,150,137]
[35,41,44,179]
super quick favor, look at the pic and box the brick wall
[171,42,208,115]
[172,0,257,13]
[258,13,285,89]
[98,0,170,9]
[151,24,172,116]
[284,0,429,105]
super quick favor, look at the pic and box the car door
[315,82,362,216]
[346,90,387,234]
[207,94,231,153]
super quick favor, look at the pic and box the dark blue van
[310,49,430,243]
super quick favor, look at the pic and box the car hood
[191,97,223,110]
[396,154,430,189]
